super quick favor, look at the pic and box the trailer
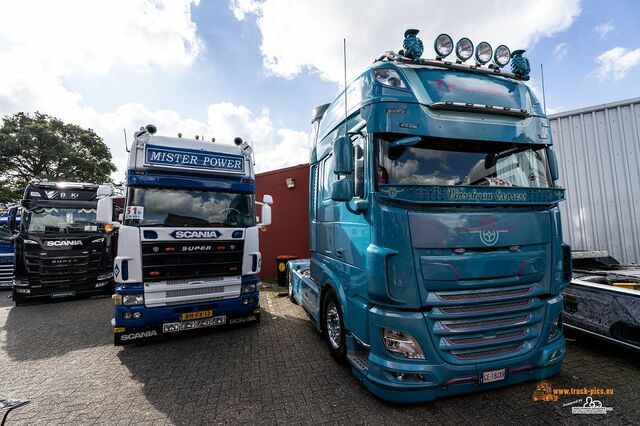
[563,251,640,351]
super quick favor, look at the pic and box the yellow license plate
[182,310,213,321]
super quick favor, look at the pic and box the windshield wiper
[429,102,529,119]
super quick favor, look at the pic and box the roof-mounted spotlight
[234,137,243,146]
[475,41,492,65]
[145,124,157,134]
[434,33,454,59]
[493,45,511,68]
[455,37,474,62]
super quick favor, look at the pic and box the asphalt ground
[0,284,638,425]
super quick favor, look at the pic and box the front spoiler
[351,337,565,403]
[114,312,260,345]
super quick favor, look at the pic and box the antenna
[540,63,547,115]
[123,129,130,153]
[344,37,348,134]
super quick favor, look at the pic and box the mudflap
[114,326,163,346]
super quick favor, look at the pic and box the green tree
[0,112,116,203]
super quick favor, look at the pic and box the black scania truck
[8,181,116,304]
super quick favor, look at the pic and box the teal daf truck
[287,30,571,403]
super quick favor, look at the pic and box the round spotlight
[455,37,474,62]
[434,33,454,59]
[494,45,511,67]
[475,41,492,65]
[145,124,157,134]
[234,137,243,146]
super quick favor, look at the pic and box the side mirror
[7,207,18,232]
[96,197,113,223]
[546,147,559,181]
[260,204,272,227]
[331,178,354,202]
[332,136,353,174]
[263,194,273,205]
[96,185,113,198]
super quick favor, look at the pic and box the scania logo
[182,245,212,252]
[120,330,158,341]
[45,240,83,247]
[170,230,222,239]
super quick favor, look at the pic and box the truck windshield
[376,136,552,188]
[21,207,99,233]
[124,187,255,228]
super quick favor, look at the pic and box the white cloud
[0,0,308,180]
[592,47,640,81]
[594,20,614,38]
[230,0,581,83]
[553,42,569,60]
[0,0,203,76]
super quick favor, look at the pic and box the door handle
[336,249,344,258]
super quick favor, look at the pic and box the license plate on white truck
[480,368,506,383]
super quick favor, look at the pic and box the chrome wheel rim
[326,301,341,349]
[288,272,293,297]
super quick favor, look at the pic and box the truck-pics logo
[45,240,83,247]
[170,230,222,239]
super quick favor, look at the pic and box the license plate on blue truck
[480,368,506,383]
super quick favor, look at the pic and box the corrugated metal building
[255,164,310,280]
[550,97,640,264]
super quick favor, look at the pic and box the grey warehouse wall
[550,97,640,264]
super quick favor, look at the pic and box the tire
[287,269,298,304]
[323,289,346,363]
[12,291,24,306]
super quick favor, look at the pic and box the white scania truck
[98,125,272,344]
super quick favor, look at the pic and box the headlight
[241,283,257,294]
[434,33,453,58]
[475,41,492,65]
[455,37,474,62]
[548,313,562,341]
[122,294,144,306]
[23,239,38,245]
[381,329,425,359]
[13,279,28,287]
[372,69,407,89]
[494,45,511,67]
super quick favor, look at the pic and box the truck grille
[429,285,543,365]
[141,241,244,282]
[0,260,13,286]
[24,251,102,287]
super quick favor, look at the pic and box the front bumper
[354,337,564,403]
[349,297,566,403]
[12,276,113,301]
[113,291,260,345]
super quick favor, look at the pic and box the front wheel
[11,291,24,306]
[323,289,346,363]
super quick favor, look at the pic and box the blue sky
[0,0,639,179]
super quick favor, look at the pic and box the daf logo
[170,230,222,239]
[470,227,507,247]
[45,240,83,247]
[480,229,499,246]
[120,330,158,341]
[182,245,212,252]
